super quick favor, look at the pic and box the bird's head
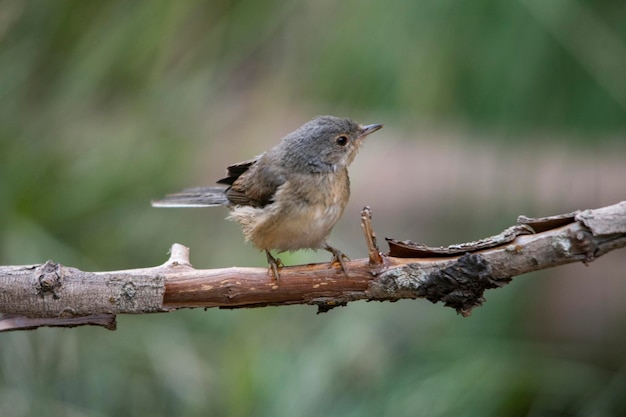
[281,115,383,173]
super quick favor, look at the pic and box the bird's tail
[151,187,229,208]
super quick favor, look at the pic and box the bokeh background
[1,1,625,416]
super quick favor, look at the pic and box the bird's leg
[265,250,284,280]
[323,243,350,274]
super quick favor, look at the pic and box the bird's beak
[359,123,383,138]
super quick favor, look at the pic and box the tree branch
[1,201,625,331]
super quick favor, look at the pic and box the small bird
[152,115,383,278]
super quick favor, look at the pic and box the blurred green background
[1,1,626,416]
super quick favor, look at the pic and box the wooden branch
[1,201,625,332]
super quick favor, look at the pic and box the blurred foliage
[1,1,625,416]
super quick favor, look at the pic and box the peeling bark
[1,201,625,331]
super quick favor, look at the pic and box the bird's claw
[324,244,350,274]
[265,250,284,280]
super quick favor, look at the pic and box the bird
[152,115,383,279]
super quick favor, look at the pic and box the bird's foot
[324,244,350,274]
[265,250,284,280]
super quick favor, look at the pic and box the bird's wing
[225,160,286,208]
[216,159,258,186]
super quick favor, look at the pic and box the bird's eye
[335,135,348,146]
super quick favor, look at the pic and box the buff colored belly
[228,202,343,252]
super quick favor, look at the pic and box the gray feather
[151,187,228,208]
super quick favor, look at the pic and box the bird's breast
[228,170,350,252]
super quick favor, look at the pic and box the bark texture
[1,201,624,331]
